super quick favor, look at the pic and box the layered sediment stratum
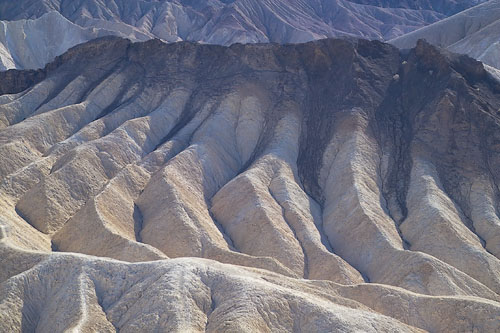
[1,37,500,331]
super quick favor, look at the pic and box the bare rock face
[1,37,500,331]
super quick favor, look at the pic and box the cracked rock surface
[1,36,500,331]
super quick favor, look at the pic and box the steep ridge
[0,37,500,331]
[391,0,500,69]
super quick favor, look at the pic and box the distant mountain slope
[346,0,486,15]
[391,0,500,69]
[0,0,488,70]
[0,0,487,43]
[0,11,149,70]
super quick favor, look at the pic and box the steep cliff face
[1,37,500,331]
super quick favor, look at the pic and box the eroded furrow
[0,38,500,316]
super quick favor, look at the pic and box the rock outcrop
[1,37,500,331]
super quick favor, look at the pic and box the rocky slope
[0,36,500,331]
[0,0,489,70]
[391,0,500,69]
[0,11,150,71]
[0,0,457,41]
[348,0,486,14]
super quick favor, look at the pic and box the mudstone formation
[0,36,500,331]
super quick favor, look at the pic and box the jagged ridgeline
[0,0,490,71]
[1,37,500,331]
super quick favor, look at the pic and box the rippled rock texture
[1,37,500,331]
